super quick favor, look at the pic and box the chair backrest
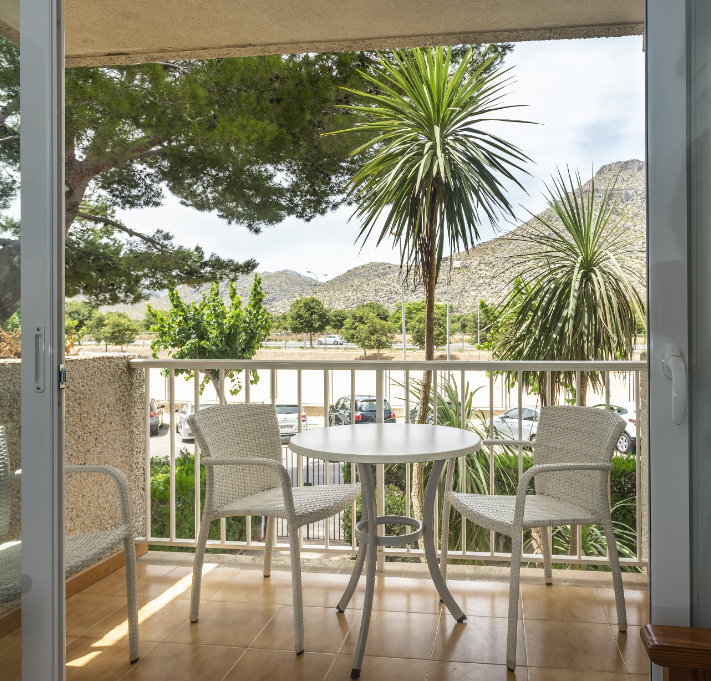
[533,406,626,514]
[187,403,283,510]
[0,426,10,541]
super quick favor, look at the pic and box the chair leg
[123,534,140,663]
[440,498,452,583]
[190,513,212,623]
[263,516,275,577]
[288,521,305,654]
[541,526,553,585]
[507,531,523,672]
[602,515,628,632]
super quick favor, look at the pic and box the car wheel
[150,426,158,436]
[617,432,632,454]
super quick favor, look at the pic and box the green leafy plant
[341,308,396,357]
[148,276,271,395]
[287,296,330,347]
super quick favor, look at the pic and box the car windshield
[276,405,298,414]
[356,400,391,411]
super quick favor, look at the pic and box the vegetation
[100,313,141,350]
[490,169,645,405]
[148,276,271,395]
[332,46,531,524]
[341,311,396,357]
[287,296,329,346]
[328,308,349,331]
[409,306,448,349]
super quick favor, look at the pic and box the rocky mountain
[103,159,645,318]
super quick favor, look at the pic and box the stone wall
[1,353,146,541]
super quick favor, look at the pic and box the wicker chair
[440,405,628,671]
[0,425,140,663]
[187,403,361,654]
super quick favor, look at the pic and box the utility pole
[446,261,461,361]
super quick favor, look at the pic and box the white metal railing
[131,358,646,570]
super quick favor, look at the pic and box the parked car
[592,402,637,453]
[175,400,221,441]
[491,405,541,442]
[408,399,454,424]
[329,395,396,425]
[276,400,308,442]
[149,397,164,436]
[318,334,345,345]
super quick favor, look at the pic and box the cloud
[115,36,645,279]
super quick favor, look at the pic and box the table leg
[337,500,368,613]
[423,459,466,623]
[351,463,378,679]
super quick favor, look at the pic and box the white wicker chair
[0,425,140,663]
[187,403,361,654]
[440,405,628,671]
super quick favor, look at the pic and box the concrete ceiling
[1,0,644,67]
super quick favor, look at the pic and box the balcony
[0,357,649,679]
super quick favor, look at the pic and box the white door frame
[647,0,693,676]
[19,0,66,677]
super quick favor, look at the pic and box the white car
[175,400,221,441]
[276,400,308,442]
[317,334,345,345]
[592,402,637,454]
[492,405,540,443]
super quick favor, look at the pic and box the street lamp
[446,260,462,361]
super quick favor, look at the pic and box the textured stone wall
[1,354,145,542]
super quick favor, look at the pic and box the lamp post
[446,261,462,361]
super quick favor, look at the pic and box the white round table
[289,423,482,678]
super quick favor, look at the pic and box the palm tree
[494,168,645,405]
[332,46,531,521]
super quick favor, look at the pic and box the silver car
[592,402,637,453]
[317,334,345,345]
[276,401,308,442]
[175,400,221,441]
[492,405,540,442]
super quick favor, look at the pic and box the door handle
[662,345,687,425]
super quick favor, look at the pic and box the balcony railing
[129,358,646,570]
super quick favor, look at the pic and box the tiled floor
[4,561,650,681]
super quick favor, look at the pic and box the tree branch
[76,211,167,250]
[157,62,186,74]
[0,95,19,128]
[0,135,19,146]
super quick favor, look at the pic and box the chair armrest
[65,465,133,529]
[513,462,613,526]
[200,457,296,520]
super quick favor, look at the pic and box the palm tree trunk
[412,183,441,545]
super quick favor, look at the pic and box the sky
[114,36,646,282]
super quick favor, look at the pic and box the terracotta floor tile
[427,660,525,681]
[431,613,526,666]
[169,565,242,600]
[343,610,438,660]
[527,668,630,681]
[65,637,158,681]
[223,648,335,681]
[301,572,365,610]
[211,568,299,605]
[0,630,21,681]
[82,564,174,597]
[166,601,280,648]
[251,605,357,654]
[370,575,442,614]
[445,580,522,619]
[121,641,244,681]
[66,594,127,637]
[596,588,649,626]
[613,626,650,675]
[325,654,429,681]
[522,585,608,624]
[524,620,625,674]
[81,596,192,643]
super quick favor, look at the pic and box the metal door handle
[662,345,687,425]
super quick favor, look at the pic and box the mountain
[101,159,645,318]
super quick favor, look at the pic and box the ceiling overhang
[0,0,644,67]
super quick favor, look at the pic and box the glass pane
[0,5,22,676]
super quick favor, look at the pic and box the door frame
[19,0,66,677]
